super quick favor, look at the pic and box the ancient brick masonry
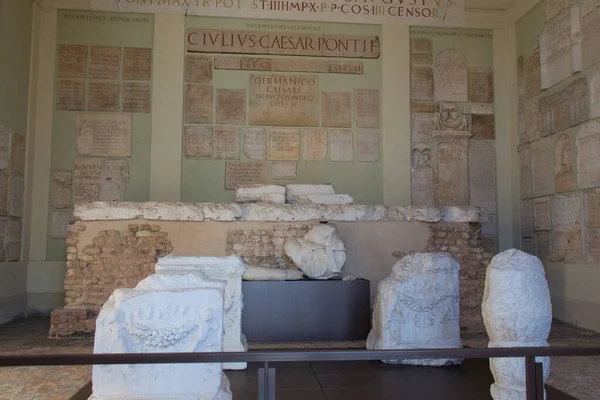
[49,222,173,337]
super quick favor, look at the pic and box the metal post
[525,356,537,400]
[257,362,276,400]
[534,362,544,400]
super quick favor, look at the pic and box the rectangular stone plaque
[90,46,121,79]
[585,191,600,227]
[518,74,526,113]
[354,89,380,128]
[411,144,434,206]
[185,84,213,124]
[243,127,266,161]
[73,158,129,203]
[50,210,74,239]
[471,115,495,140]
[58,44,88,78]
[88,81,121,112]
[522,238,535,255]
[123,47,152,81]
[531,137,555,196]
[410,38,433,65]
[215,56,364,75]
[433,49,468,102]
[435,142,468,205]
[411,113,435,141]
[577,120,600,189]
[51,170,72,209]
[411,67,433,101]
[225,162,266,190]
[520,144,531,169]
[468,67,493,103]
[249,74,319,127]
[582,7,600,69]
[525,51,541,99]
[534,197,552,231]
[122,82,151,113]
[184,126,212,159]
[586,229,600,262]
[521,168,533,199]
[0,218,6,261]
[535,231,552,260]
[552,194,582,231]
[590,72,600,119]
[269,128,300,161]
[555,132,577,193]
[11,134,25,176]
[411,102,439,114]
[546,0,576,20]
[463,103,494,115]
[527,100,540,142]
[0,125,11,170]
[330,129,353,162]
[0,171,8,215]
[76,114,132,157]
[522,199,534,238]
[56,80,85,111]
[216,89,246,125]
[272,162,297,180]
[186,54,213,84]
[552,230,583,262]
[213,126,240,160]
[357,132,379,162]
[8,218,22,243]
[8,175,24,218]
[469,142,496,213]
[518,109,527,144]
[302,128,327,161]
[322,92,351,128]
[517,55,525,77]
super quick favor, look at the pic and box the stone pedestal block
[366,252,463,366]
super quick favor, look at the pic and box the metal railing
[2,346,600,400]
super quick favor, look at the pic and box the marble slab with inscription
[546,0,576,20]
[249,74,319,127]
[56,80,85,111]
[522,199,534,238]
[269,128,299,161]
[123,47,152,81]
[531,137,555,196]
[0,125,11,170]
[51,170,72,209]
[243,127,266,161]
[577,120,600,189]
[521,168,533,199]
[435,142,469,206]
[11,134,25,176]
[272,162,297,180]
[122,82,150,113]
[519,144,531,169]
[463,103,494,115]
[0,171,8,215]
[0,218,8,261]
[186,54,213,84]
[216,89,246,125]
[434,49,468,102]
[586,229,600,262]
[471,115,495,140]
[354,89,380,128]
[90,46,121,80]
[410,38,433,65]
[527,99,541,142]
[184,126,212,159]
[585,191,600,227]
[552,193,582,231]
[411,113,435,141]
[73,158,129,202]
[302,129,327,161]
[8,175,24,218]
[330,129,353,162]
[539,78,588,136]
[8,218,22,244]
[519,110,527,144]
[535,231,552,260]
[590,71,600,120]
[185,84,213,124]
[213,126,240,160]
[215,56,364,75]
[50,210,74,239]
[357,132,379,162]
[582,7,600,69]
[468,67,493,103]
[76,114,132,157]
[555,132,577,193]
[225,162,266,190]
[411,144,434,206]
[322,92,351,128]
[469,142,496,213]
[58,44,88,78]
[411,102,439,114]
[534,197,552,231]
[522,237,535,255]
[552,230,583,262]
[410,67,433,101]
[525,51,541,99]
[88,81,121,112]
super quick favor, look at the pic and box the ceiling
[467,0,522,10]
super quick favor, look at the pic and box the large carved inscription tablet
[354,89,380,128]
[411,113,435,141]
[586,229,600,262]
[249,74,319,126]
[216,89,246,125]
[435,142,468,205]
[186,54,213,84]
[123,47,152,81]
[269,128,300,161]
[552,194,583,261]
[51,170,72,209]
[302,129,327,161]
[73,158,129,202]
[471,115,495,140]
[582,7,600,69]
[243,127,266,160]
[527,100,540,142]
[322,92,351,128]
[525,51,542,99]
[434,49,468,102]
[410,38,433,65]
[410,67,433,101]
[184,126,212,159]
[185,84,213,124]
[590,72,600,119]
[577,120,600,189]
[56,80,85,111]
[531,137,555,196]
[225,162,266,190]
[88,81,121,112]
[272,162,297,179]
[585,191,600,227]
[215,56,364,75]
[535,231,552,260]
[51,210,74,239]
[411,144,434,206]
[555,132,577,192]
[357,132,379,162]
[469,142,496,213]
[213,126,240,160]
[76,114,132,157]
[58,45,88,78]
[534,197,552,231]
[122,82,151,113]
[90,46,121,79]
[330,129,354,162]
[468,67,493,103]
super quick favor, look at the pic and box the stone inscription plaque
[76,114,132,157]
[411,38,433,65]
[0,171,8,215]
[555,132,577,193]
[531,137,555,196]
[539,79,588,137]
[520,145,531,169]
[552,230,583,262]
[354,89,380,128]
[522,238,535,255]
[302,129,327,161]
[8,175,23,218]
[525,51,542,99]
[590,71,600,119]
[58,45,88,78]
[11,134,25,176]
[436,142,468,206]
[411,145,434,206]
[215,56,364,75]
[540,7,580,89]
[213,126,240,160]
[411,113,435,141]
[527,100,541,142]
[411,102,439,114]
[471,115,495,140]
[73,158,129,202]
[535,231,552,260]
[123,47,152,81]
[469,142,496,213]
[521,168,533,199]
[522,199,534,238]
[577,120,600,189]
[225,162,266,190]
[468,67,493,103]
[243,127,266,161]
[585,191,600,227]
[434,49,468,102]
[185,84,213,124]
[411,67,433,101]
[582,7,600,69]
[464,103,494,115]
[272,162,297,179]
[519,109,527,144]
[534,197,552,231]
[186,54,213,84]
[51,170,72,209]
[50,210,74,239]
[90,46,121,79]
[586,229,600,262]
[88,81,121,112]
[56,80,85,111]
[322,92,351,128]
[546,0,576,21]
[357,132,379,162]
[122,82,151,113]
[216,89,246,125]
[269,128,300,161]
[249,74,319,127]
[0,125,11,170]
[330,129,354,162]
[184,126,213,158]
[552,194,582,231]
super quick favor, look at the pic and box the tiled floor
[0,317,599,399]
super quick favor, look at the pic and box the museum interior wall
[516,0,600,332]
[0,0,33,323]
